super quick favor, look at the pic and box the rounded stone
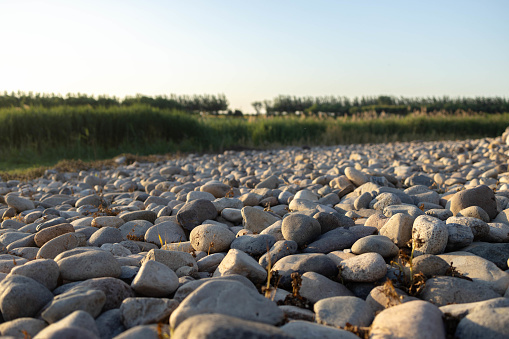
[351,235,399,258]
[190,224,235,253]
[131,260,179,297]
[450,185,497,219]
[281,213,321,247]
[340,252,387,283]
[412,215,448,256]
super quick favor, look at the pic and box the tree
[251,101,262,115]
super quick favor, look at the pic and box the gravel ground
[1,130,509,338]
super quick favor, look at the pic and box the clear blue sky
[1,0,508,112]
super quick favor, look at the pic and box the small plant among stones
[389,240,426,297]
[279,272,312,310]
[225,187,235,198]
[126,228,144,241]
[343,323,370,339]
[445,263,472,281]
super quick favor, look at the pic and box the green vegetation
[0,91,228,113]
[257,95,509,116]
[1,104,508,174]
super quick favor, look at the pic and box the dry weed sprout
[279,272,312,310]
[264,203,273,213]
[156,322,171,339]
[343,323,370,339]
[445,263,472,281]
[225,187,235,198]
[389,240,426,296]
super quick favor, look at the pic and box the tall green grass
[1,105,508,171]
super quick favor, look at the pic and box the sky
[0,0,508,112]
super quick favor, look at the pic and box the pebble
[421,276,501,306]
[190,223,235,253]
[241,206,281,233]
[351,234,399,258]
[450,184,498,219]
[299,271,353,303]
[173,314,292,339]
[213,248,267,284]
[120,297,179,328]
[340,252,387,282]
[281,213,321,247]
[370,300,446,339]
[412,215,448,256]
[280,320,359,339]
[3,135,509,337]
[169,279,284,328]
[56,248,122,281]
[0,275,54,321]
[131,260,179,297]
[314,296,374,327]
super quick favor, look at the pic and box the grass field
[1,105,508,176]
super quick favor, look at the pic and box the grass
[1,105,508,179]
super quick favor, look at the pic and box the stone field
[1,130,509,338]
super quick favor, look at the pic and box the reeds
[1,105,508,171]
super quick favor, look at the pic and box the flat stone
[231,233,277,256]
[0,317,47,338]
[88,227,123,247]
[370,300,446,339]
[41,289,106,323]
[131,260,179,297]
[95,309,126,339]
[438,251,509,294]
[280,320,360,339]
[450,185,497,219]
[259,240,298,269]
[351,235,399,258]
[0,275,54,321]
[340,252,387,283]
[173,314,292,339]
[144,220,185,245]
[56,249,122,281]
[455,307,509,339]
[120,297,179,329]
[420,276,501,306]
[5,195,35,212]
[271,253,338,289]
[213,248,267,284]
[34,223,75,247]
[173,275,257,302]
[241,206,281,233]
[141,249,197,273]
[63,277,135,311]
[463,242,509,270]
[299,271,353,303]
[169,279,284,328]
[9,258,59,290]
[439,297,509,318]
[314,296,374,327]
[119,210,157,224]
[36,310,99,338]
[281,213,321,247]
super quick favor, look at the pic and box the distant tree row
[0,91,228,114]
[252,95,509,116]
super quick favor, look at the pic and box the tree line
[252,95,509,116]
[0,91,228,114]
[1,91,507,116]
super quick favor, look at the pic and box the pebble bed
[1,131,509,339]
